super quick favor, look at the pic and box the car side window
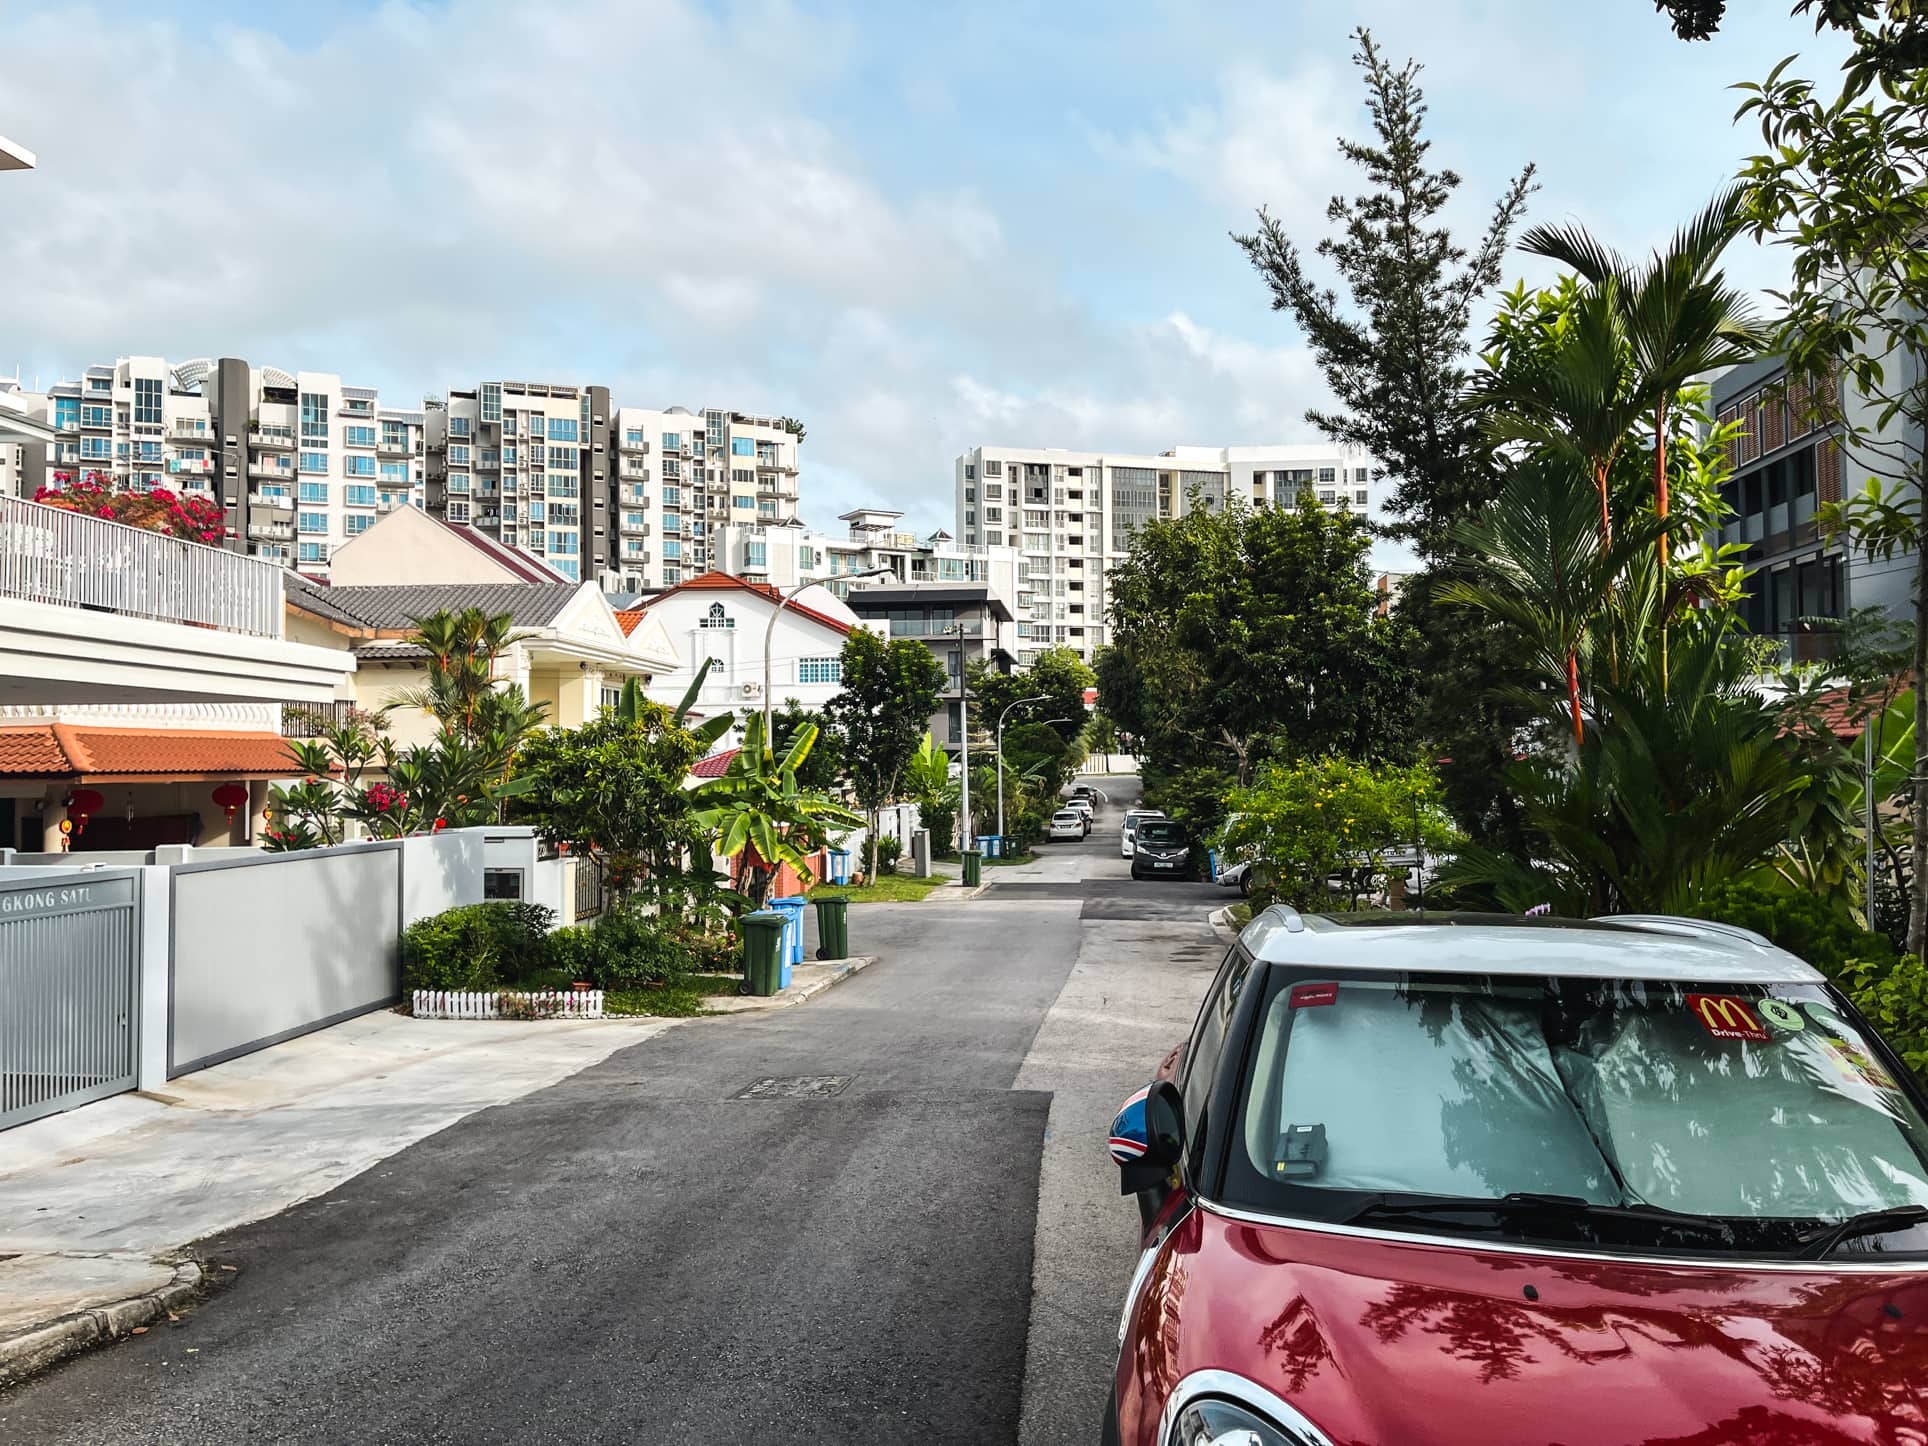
[1181,946,1253,1168]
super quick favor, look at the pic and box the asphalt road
[0,775,1225,1445]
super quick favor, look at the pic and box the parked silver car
[1047,809,1087,843]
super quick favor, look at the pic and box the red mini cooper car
[1105,908,1928,1445]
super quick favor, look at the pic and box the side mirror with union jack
[1109,1080,1185,1195]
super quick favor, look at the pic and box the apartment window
[984,460,1002,477]
[662,486,680,506]
[447,444,472,466]
[986,531,1004,546]
[80,437,111,460]
[549,504,580,527]
[663,539,683,560]
[798,657,842,685]
[1354,489,1368,504]
[732,468,755,484]
[343,425,376,448]
[663,513,682,534]
[298,511,328,533]
[382,421,409,450]
[662,432,682,450]
[732,437,754,456]
[965,463,976,480]
[446,501,470,522]
[548,475,579,498]
[80,404,110,429]
[548,530,572,555]
[345,457,377,478]
[984,507,1003,522]
[449,416,473,439]
[548,418,580,443]
[733,496,753,510]
[300,393,329,442]
[298,542,329,563]
[479,383,502,424]
[759,501,777,519]
[447,473,471,494]
[747,542,767,568]
[345,484,377,506]
[625,428,644,447]
[133,378,162,426]
[298,481,329,503]
[1319,490,1336,504]
[299,452,329,475]
[135,440,163,464]
[528,501,546,524]
[345,515,373,536]
[380,461,410,483]
[1318,467,1336,483]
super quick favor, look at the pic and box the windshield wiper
[1345,1191,1734,1242]
[1795,1205,1928,1260]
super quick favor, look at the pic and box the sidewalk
[0,949,873,1386]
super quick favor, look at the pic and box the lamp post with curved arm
[995,694,1049,842]
[762,567,892,745]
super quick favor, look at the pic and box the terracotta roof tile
[690,747,740,779]
[615,609,645,637]
[0,726,302,780]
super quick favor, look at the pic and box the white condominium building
[605,405,803,590]
[711,507,1020,601]
[0,357,423,577]
[954,442,1383,664]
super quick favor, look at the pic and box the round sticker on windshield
[1757,998,1806,1033]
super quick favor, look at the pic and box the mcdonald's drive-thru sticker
[1686,994,1771,1043]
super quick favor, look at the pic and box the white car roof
[1239,907,1825,984]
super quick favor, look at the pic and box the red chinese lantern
[66,788,105,836]
[212,783,250,823]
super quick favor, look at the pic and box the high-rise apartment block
[954,442,1382,664]
[0,357,425,577]
[606,405,802,589]
[422,389,802,588]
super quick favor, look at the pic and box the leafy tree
[824,629,947,880]
[1736,34,1928,948]
[1232,26,1535,561]
[1104,494,1420,792]
[1002,721,1071,797]
[511,694,724,897]
[966,646,1095,748]
[1222,757,1458,910]
[770,698,843,794]
[693,712,864,909]
[1654,0,1928,84]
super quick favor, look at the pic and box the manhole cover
[733,1075,853,1100]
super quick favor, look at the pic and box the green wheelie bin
[814,895,849,961]
[962,849,983,888]
[739,910,787,996]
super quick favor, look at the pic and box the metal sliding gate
[0,871,140,1130]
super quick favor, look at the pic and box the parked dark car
[1128,818,1191,880]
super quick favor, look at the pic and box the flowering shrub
[37,474,226,545]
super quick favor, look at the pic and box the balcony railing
[0,495,283,638]
[251,425,296,449]
[281,700,359,737]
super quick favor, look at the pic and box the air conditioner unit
[740,681,763,699]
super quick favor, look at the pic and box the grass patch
[604,973,742,1017]
[812,874,947,904]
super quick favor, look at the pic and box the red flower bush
[36,475,227,545]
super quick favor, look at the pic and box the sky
[0,0,1852,538]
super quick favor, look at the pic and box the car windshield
[1137,821,1184,845]
[1224,967,1928,1256]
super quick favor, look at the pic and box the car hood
[1143,1206,1928,1444]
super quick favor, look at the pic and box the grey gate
[0,871,140,1129]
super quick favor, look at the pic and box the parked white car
[1119,808,1164,858]
[1047,809,1087,843]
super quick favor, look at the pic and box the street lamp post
[762,566,892,744]
[995,694,1050,841]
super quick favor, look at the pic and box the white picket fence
[411,989,606,1020]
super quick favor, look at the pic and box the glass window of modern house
[343,425,376,448]
[663,539,683,560]
[133,378,162,426]
[299,452,328,474]
[733,437,754,456]
[734,496,753,509]
[299,481,329,502]
[346,515,373,535]
[345,457,376,478]
[662,433,681,450]
[298,511,328,533]
[798,657,842,685]
[346,485,377,506]
[299,542,328,563]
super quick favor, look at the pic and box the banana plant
[692,712,864,910]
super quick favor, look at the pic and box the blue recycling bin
[769,895,807,985]
[828,848,852,885]
[977,834,1003,859]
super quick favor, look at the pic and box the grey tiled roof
[286,578,579,631]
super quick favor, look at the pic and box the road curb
[0,1258,203,1389]
[777,953,878,1005]
[1207,906,1242,946]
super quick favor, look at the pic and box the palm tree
[1438,460,1674,745]
[1522,186,1768,566]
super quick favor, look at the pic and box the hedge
[401,900,714,995]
